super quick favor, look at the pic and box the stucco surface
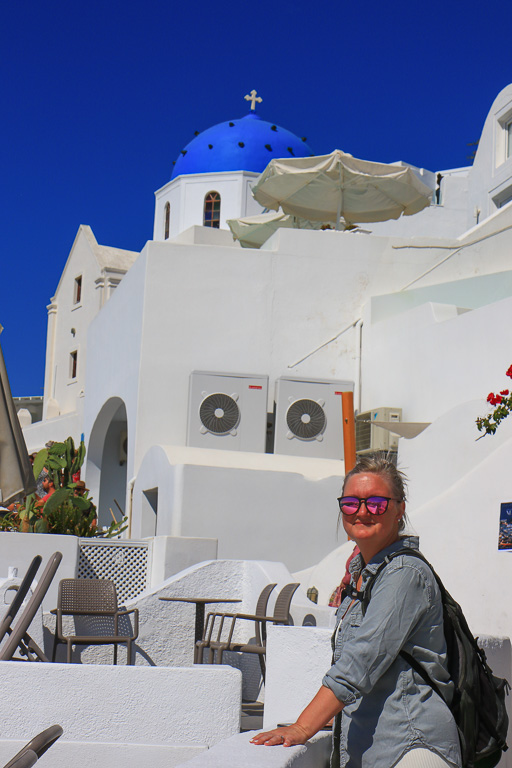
[0,661,241,747]
[264,627,333,729]
[175,731,331,768]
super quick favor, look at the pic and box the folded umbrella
[0,326,36,504]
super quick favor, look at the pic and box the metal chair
[0,552,62,662]
[208,582,300,680]
[0,556,42,646]
[51,578,139,664]
[3,725,63,768]
[194,583,276,664]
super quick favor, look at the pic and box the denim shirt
[322,536,461,768]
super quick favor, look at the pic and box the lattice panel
[78,540,150,604]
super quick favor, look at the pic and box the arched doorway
[86,398,128,531]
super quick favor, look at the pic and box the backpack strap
[358,547,449,704]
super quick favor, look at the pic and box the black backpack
[349,548,509,768]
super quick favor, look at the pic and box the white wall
[154,171,263,240]
[175,731,332,768]
[83,252,148,508]
[132,445,346,572]
[368,171,469,240]
[43,227,104,418]
[0,662,241,768]
[0,532,77,610]
[468,84,512,227]
[363,294,512,422]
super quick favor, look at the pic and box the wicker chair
[51,579,139,665]
[208,582,300,680]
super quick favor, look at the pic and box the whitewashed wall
[154,170,262,240]
[0,662,241,768]
[132,445,345,572]
[468,84,512,227]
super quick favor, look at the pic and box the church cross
[244,89,262,110]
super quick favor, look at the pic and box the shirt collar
[349,535,420,579]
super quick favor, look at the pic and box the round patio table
[158,596,241,645]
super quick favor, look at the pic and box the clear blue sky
[2,0,512,395]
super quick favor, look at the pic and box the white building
[22,85,512,605]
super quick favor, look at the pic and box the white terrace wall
[398,401,512,644]
[0,662,241,768]
[132,445,346,572]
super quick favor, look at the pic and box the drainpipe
[127,476,136,539]
[353,319,363,413]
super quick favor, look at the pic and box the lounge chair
[51,578,139,664]
[0,556,42,646]
[0,552,62,662]
[194,582,277,664]
[3,725,63,768]
[208,582,300,680]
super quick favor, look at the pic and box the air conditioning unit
[187,371,268,452]
[274,377,354,459]
[355,408,402,454]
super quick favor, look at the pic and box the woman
[251,456,461,768]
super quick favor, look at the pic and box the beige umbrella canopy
[226,210,336,248]
[0,327,36,504]
[251,149,433,227]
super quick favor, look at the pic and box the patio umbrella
[226,210,335,248]
[251,149,433,227]
[0,326,36,504]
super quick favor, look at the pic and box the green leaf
[34,518,49,533]
[49,442,67,455]
[70,496,91,511]
[42,488,71,514]
[32,449,48,482]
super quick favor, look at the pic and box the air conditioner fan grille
[199,393,240,434]
[286,399,326,439]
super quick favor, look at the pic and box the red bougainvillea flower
[495,395,503,404]
[487,393,496,403]
[507,365,512,378]
[501,390,510,396]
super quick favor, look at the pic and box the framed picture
[498,502,512,550]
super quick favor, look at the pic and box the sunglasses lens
[366,497,389,515]
[339,497,360,515]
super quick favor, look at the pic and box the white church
[20,83,512,641]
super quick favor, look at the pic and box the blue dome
[170,113,314,180]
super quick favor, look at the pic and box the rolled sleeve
[323,561,434,703]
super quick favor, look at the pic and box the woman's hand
[250,723,309,747]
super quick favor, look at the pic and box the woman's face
[341,472,405,559]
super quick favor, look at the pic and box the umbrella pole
[336,166,343,230]
[336,193,342,231]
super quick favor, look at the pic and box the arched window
[203,191,221,228]
[164,202,170,240]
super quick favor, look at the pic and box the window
[507,122,512,159]
[164,202,170,240]
[73,276,82,304]
[203,191,221,228]
[70,351,78,380]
